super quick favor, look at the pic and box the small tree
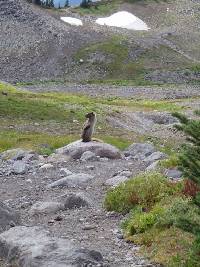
[80,0,91,8]
[173,112,200,187]
[64,0,69,7]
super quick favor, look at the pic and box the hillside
[0,0,199,84]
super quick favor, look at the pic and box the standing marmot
[81,112,97,142]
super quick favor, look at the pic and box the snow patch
[60,17,83,26]
[95,11,149,31]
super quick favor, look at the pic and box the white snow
[60,17,83,26]
[95,11,149,31]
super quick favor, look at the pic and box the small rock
[47,173,94,188]
[165,169,183,179]
[54,215,63,221]
[12,160,27,174]
[39,163,54,170]
[86,165,95,170]
[105,175,128,187]
[60,168,73,176]
[29,201,64,215]
[82,224,97,230]
[124,143,156,160]
[146,161,159,171]
[143,151,167,163]
[63,193,91,209]
[100,157,109,162]
[80,151,98,162]
[48,220,55,224]
[0,202,21,233]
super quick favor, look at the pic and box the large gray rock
[29,201,65,216]
[47,173,93,188]
[56,140,122,160]
[124,143,156,160]
[0,202,20,233]
[0,226,103,266]
[12,160,27,174]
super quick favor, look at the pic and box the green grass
[0,81,186,153]
[74,0,120,16]
[0,130,132,154]
[0,130,78,153]
[0,83,183,124]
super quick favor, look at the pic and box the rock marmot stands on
[81,112,97,142]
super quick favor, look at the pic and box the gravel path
[0,156,156,266]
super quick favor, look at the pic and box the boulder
[47,173,93,188]
[12,160,27,174]
[0,226,103,266]
[124,143,156,160]
[0,202,20,233]
[29,201,64,216]
[105,175,128,187]
[80,151,98,162]
[56,140,122,160]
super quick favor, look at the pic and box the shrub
[173,112,200,189]
[183,179,200,198]
[104,172,183,213]
[123,196,200,237]
[124,204,166,235]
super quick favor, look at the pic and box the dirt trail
[0,155,156,266]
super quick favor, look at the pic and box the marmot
[81,112,97,142]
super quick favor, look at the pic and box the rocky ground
[0,142,172,266]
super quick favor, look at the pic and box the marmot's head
[85,112,96,119]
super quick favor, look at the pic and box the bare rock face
[0,202,21,233]
[56,140,122,160]
[0,226,103,266]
